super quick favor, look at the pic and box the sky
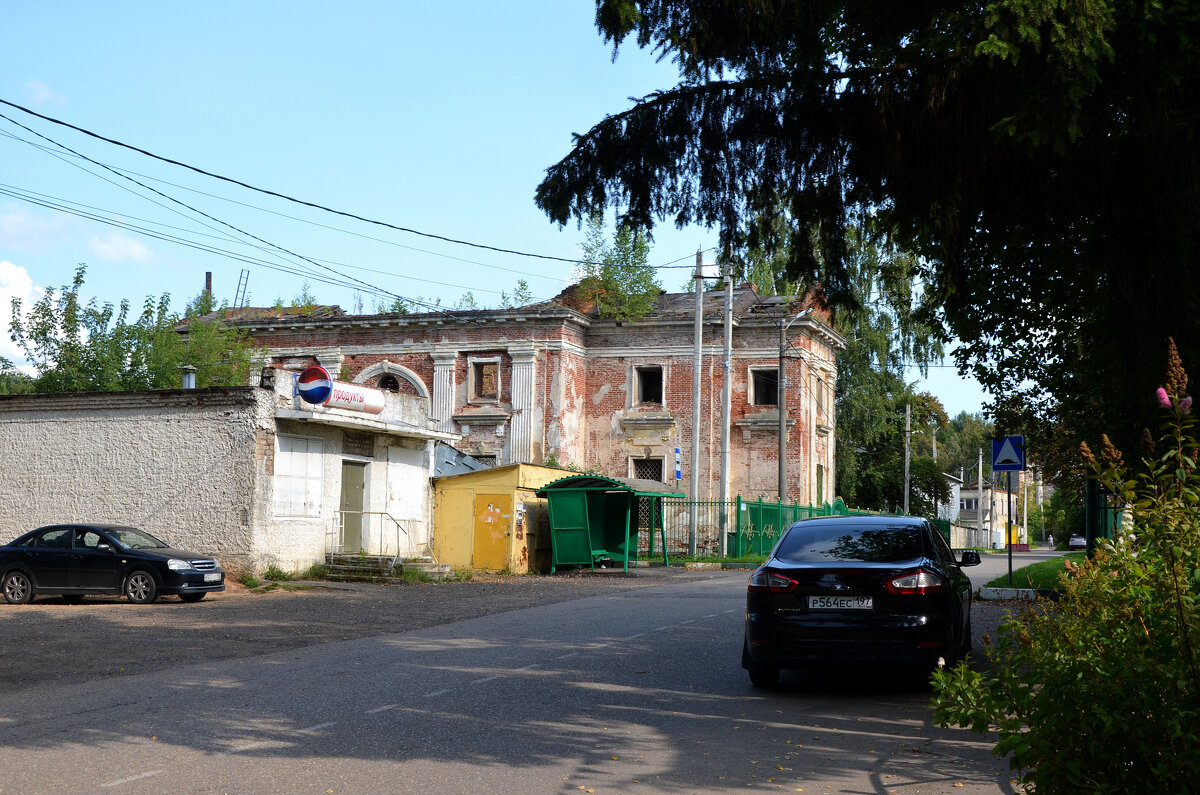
[2,1,988,415]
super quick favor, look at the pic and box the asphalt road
[0,570,1018,794]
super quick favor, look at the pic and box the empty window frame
[635,365,663,405]
[750,368,779,406]
[816,376,826,414]
[469,357,501,402]
[377,374,401,392]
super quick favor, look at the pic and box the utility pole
[719,260,733,555]
[903,403,911,514]
[977,448,984,545]
[777,321,788,503]
[689,250,703,556]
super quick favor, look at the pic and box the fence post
[729,494,739,557]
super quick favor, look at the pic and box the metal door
[340,461,367,553]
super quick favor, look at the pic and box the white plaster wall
[259,419,340,574]
[0,389,263,573]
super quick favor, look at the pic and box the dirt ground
[0,569,1022,695]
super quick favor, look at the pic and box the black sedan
[0,524,224,605]
[742,515,980,687]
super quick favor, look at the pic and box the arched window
[378,374,401,392]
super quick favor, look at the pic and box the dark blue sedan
[1,524,224,605]
[742,515,980,687]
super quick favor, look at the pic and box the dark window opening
[636,366,662,404]
[752,369,779,406]
[378,374,400,392]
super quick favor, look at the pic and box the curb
[978,587,1061,601]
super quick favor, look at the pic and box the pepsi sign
[297,366,333,404]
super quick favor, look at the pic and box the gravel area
[0,567,1022,694]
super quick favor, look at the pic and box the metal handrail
[333,510,415,565]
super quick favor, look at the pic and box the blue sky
[1,1,988,415]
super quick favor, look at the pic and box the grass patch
[262,564,292,581]
[986,552,1087,589]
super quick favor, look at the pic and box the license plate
[808,595,873,610]
[203,572,222,582]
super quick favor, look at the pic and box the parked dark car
[0,524,224,605]
[742,515,980,687]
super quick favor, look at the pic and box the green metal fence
[640,496,905,559]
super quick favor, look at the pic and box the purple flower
[1183,396,1194,414]
[1157,387,1172,409]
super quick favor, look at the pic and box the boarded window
[274,435,324,518]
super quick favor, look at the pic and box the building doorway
[340,461,367,553]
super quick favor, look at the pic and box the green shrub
[239,573,261,588]
[262,564,291,582]
[932,340,1200,791]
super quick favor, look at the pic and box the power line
[0,97,712,272]
[0,110,479,322]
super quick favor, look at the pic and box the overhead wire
[0,181,522,300]
[0,97,712,273]
[0,110,479,322]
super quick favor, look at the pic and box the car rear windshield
[774,522,925,563]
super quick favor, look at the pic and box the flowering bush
[931,339,1200,792]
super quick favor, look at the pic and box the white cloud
[0,206,67,252]
[88,232,153,264]
[0,260,44,368]
[25,79,65,106]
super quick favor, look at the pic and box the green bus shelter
[535,475,684,573]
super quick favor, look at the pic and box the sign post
[992,436,1026,585]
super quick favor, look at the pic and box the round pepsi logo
[297,365,333,405]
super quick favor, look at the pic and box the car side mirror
[959,551,981,567]
[96,543,114,553]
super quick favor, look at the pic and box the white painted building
[0,368,457,576]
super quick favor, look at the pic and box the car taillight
[747,570,798,594]
[885,569,945,595]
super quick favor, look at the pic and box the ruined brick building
[222,285,845,504]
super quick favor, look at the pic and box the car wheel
[124,571,158,604]
[747,664,780,689]
[2,571,34,604]
[178,592,206,603]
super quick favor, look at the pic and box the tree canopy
[537,0,1200,474]
[6,265,260,394]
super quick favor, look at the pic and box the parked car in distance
[1068,534,1087,551]
[0,524,224,605]
[742,515,980,688]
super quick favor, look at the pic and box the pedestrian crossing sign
[992,436,1026,471]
